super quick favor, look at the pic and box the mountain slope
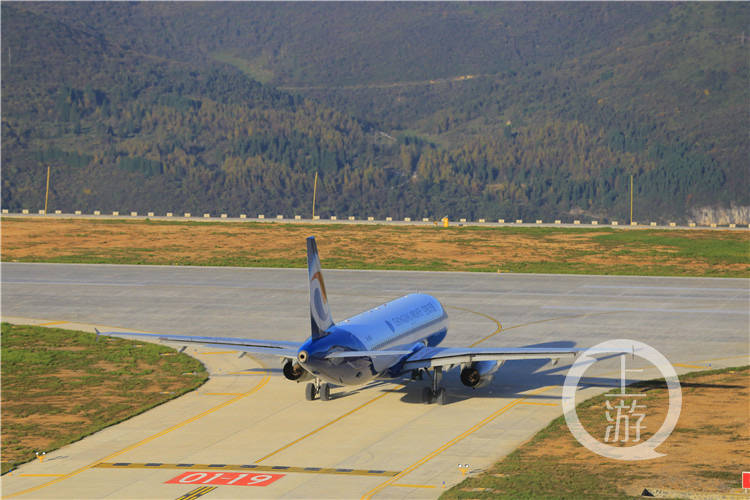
[2,3,747,222]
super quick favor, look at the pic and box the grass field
[0,323,208,474]
[441,366,749,499]
[2,218,749,277]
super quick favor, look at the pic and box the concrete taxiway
[1,263,748,499]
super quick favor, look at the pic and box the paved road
[2,263,748,499]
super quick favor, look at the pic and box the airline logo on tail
[307,237,334,338]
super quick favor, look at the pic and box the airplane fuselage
[298,293,448,385]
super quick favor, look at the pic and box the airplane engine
[460,360,502,388]
[283,359,313,382]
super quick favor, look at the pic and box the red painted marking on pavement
[742,471,749,489]
[166,471,284,487]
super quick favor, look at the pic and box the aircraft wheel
[422,387,434,404]
[320,383,331,401]
[305,382,317,401]
[435,387,447,405]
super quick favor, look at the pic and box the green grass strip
[1,323,208,475]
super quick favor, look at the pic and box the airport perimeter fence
[2,208,748,230]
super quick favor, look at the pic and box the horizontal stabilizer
[324,350,413,359]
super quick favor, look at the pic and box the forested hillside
[2,3,748,222]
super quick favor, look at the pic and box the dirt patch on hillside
[2,218,748,276]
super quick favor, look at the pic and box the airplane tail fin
[307,236,334,339]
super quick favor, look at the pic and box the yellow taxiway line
[673,363,708,369]
[446,306,502,347]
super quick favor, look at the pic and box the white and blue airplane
[99,236,579,404]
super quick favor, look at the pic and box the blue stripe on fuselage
[297,294,448,385]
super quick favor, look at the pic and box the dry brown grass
[2,217,748,276]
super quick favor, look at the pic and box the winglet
[307,236,334,339]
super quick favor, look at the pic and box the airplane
[98,236,580,404]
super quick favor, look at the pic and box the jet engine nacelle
[460,360,502,388]
[283,359,313,382]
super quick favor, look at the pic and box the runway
[2,263,748,499]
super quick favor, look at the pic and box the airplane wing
[319,346,579,373]
[96,331,302,358]
[401,346,579,370]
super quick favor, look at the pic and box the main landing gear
[422,366,447,405]
[305,379,331,401]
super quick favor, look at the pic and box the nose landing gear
[305,379,332,401]
[305,381,316,400]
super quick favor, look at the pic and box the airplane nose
[298,350,308,363]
